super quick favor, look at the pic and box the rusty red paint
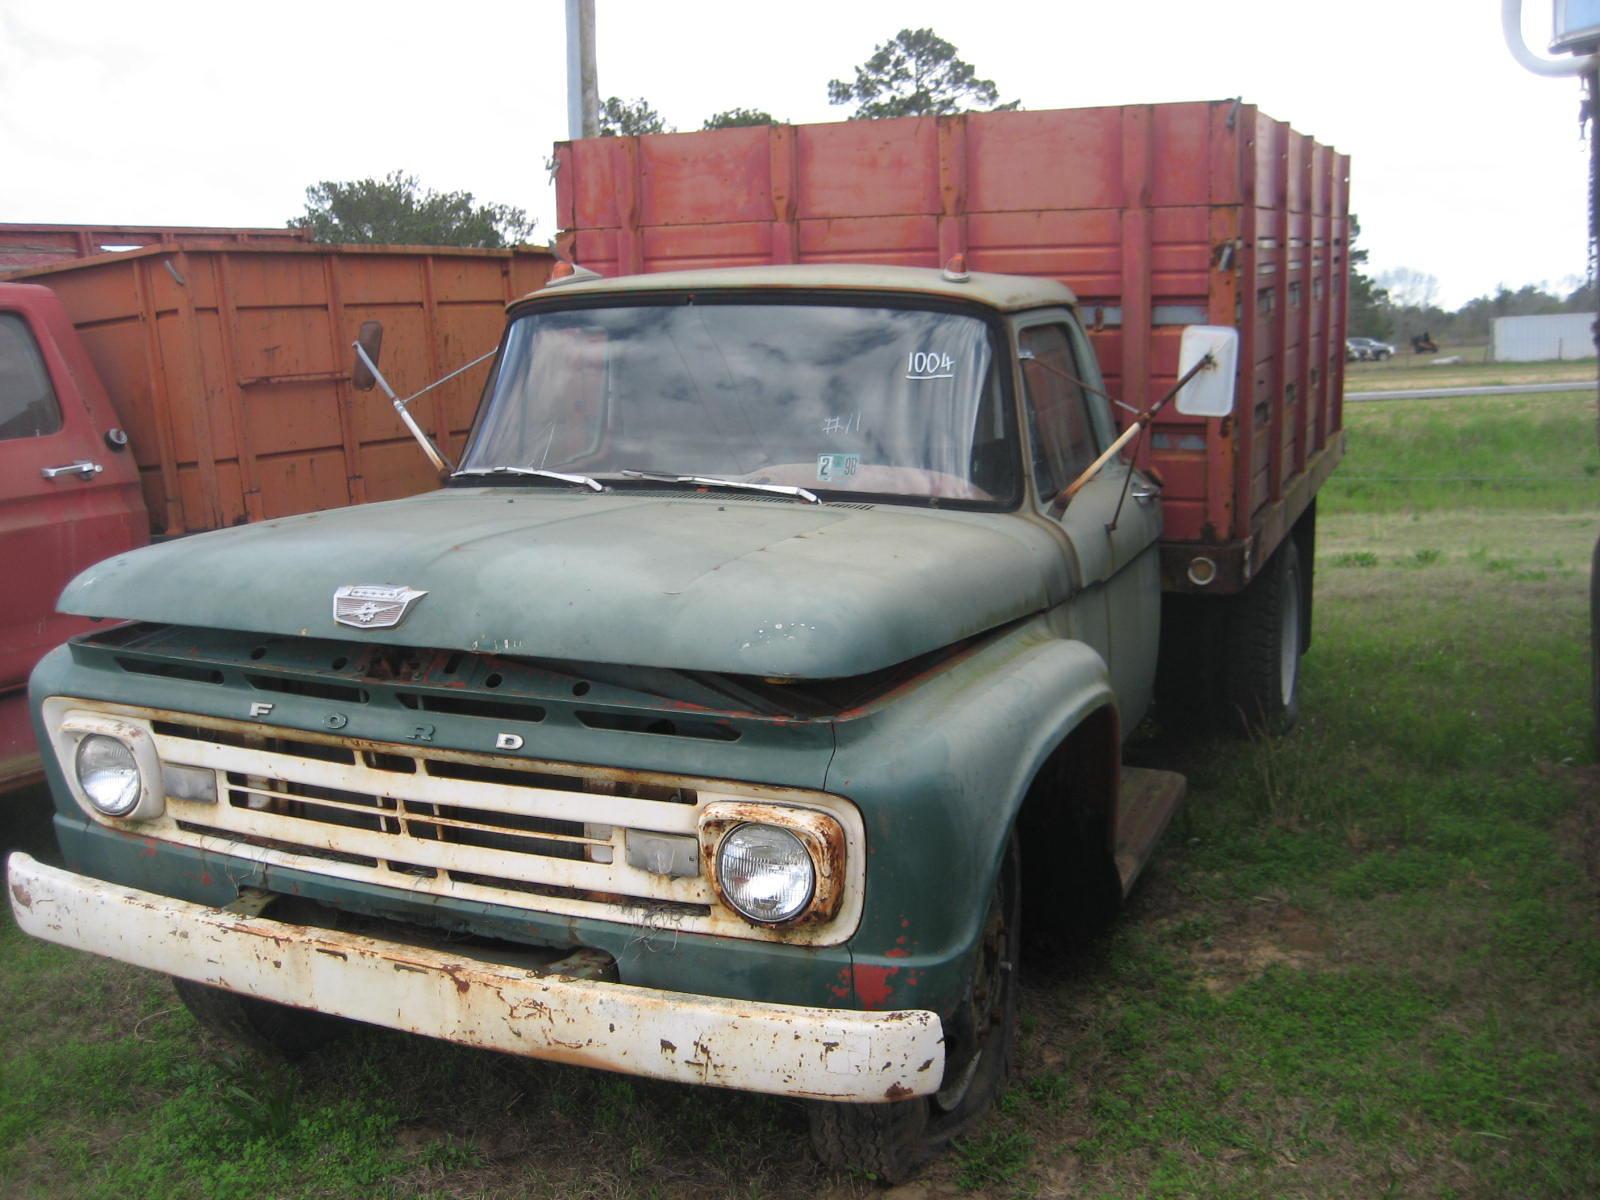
[852,963,900,1010]
[829,966,852,1001]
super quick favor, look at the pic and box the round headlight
[716,823,815,924]
[75,734,142,817]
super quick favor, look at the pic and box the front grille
[48,696,863,946]
[149,718,720,929]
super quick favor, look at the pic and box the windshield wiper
[617,469,821,505]
[452,466,605,493]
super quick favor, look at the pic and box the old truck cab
[7,265,1209,1179]
[0,282,147,792]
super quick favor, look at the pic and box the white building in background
[1491,313,1596,361]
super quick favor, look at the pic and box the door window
[0,313,63,440]
[1020,324,1099,505]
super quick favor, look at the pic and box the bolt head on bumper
[5,852,943,1102]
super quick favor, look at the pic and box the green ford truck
[10,264,1263,1179]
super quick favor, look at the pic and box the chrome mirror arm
[352,341,454,477]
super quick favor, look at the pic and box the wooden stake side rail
[555,100,1350,586]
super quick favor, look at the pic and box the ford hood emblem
[333,584,427,629]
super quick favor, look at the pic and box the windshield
[457,297,1020,506]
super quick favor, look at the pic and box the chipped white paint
[6,853,943,1102]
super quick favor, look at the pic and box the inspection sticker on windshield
[816,453,860,483]
[906,350,955,380]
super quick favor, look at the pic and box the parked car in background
[1347,336,1395,361]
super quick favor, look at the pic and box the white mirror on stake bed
[1050,324,1238,514]
[1173,325,1239,418]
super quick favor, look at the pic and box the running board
[1113,767,1187,895]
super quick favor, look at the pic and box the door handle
[41,460,103,480]
[1130,484,1160,503]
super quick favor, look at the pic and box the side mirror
[351,321,384,391]
[1174,326,1238,418]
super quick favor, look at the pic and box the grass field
[1344,347,1596,393]
[2,391,1598,1199]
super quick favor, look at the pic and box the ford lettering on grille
[333,584,427,629]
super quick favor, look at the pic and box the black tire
[807,1096,931,1184]
[1222,539,1304,736]
[1154,594,1227,735]
[173,977,349,1058]
[808,835,1020,1183]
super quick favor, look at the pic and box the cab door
[0,284,147,785]
[1016,312,1162,730]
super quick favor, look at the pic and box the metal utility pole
[1502,0,1600,754]
[566,0,600,140]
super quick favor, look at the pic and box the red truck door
[0,282,148,788]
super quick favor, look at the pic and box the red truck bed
[553,100,1348,594]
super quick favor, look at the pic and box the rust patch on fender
[852,963,900,1009]
[10,882,33,910]
[885,1083,914,1100]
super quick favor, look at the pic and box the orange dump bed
[8,242,553,535]
[0,223,311,273]
[554,101,1348,591]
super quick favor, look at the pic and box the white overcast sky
[0,0,1590,308]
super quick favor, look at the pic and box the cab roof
[512,263,1077,313]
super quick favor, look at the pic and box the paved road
[1347,380,1596,401]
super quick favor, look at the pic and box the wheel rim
[1279,563,1301,705]
[933,883,1009,1113]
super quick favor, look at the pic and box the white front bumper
[6,853,943,1102]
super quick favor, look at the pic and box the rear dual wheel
[1222,539,1304,736]
[807,834,1020,1183]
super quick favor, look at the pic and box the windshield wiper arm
[617,469,821,505]
[452,466,604,493]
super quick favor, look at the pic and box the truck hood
[59,488,1072,679]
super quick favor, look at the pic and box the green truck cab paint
[9,264,1212,1179]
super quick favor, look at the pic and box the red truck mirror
[1173,326,1238,418]
[351,321,384,392]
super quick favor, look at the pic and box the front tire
[807,835,1020,1182]
[173,977,349,1057]
[1222,539,1304,736]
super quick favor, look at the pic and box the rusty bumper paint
[6,853,944,1102]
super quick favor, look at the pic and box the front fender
[825,617,1115,1017]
